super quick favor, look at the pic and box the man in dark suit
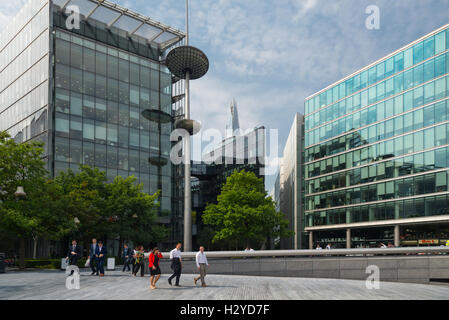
[95,241,107,277]
[89,238,98,276]
[66,240,81,275]
[122,244,133,272]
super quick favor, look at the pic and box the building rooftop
[52,0,185,50]
[305,22,449,101]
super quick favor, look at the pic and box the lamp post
[165,0,209,252]
[14,186,26,198]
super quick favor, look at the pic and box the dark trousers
[168,259,182,285]
[68,256,79,266]
[90,256,97,274]
[68,256,79,275]
[123,257,131,272]
[97,258,105,275]
[133,262,144,277]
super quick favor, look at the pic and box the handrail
[153,247,449,259]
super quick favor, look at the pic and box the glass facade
[0,0,185,246]
[187,127,266,249]
[304,25,449,233]
[52,28,172,212]
[278,114,305,249]
[0,0,50,156]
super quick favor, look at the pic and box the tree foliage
[104,175,167,247]
[0,132,76,267]
[202,170,293,249]
[0,130,169,263]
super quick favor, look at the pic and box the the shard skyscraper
[226,98,241,138]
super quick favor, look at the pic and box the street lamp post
[165,0,209,252]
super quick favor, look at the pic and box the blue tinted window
[346,78,354,96]
[394,52,404,73]
[435,54,446,77]
[385,57,394,77]
[368,66,377,85]
[377,62,385,82]
[404,47,413,69]
[404,69,413,90]
[339,82,346,99]
[424,59,435,82]
[327,89,333,105]
[446,29,449,50]
[353,74,361,91]
[360,71,368,89]
[413,42,424,64]
[436,31,446,54]
[423,36,435,60]
[320,92,327,107]
[413,64,423,86]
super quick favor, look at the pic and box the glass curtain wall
[0,0,50,157]
[304,26,449,228]
[52,27,172,214]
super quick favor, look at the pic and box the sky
[2,0,449,191]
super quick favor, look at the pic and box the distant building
[189,100,266,249]
[278,113,305,249]
[226,98,241,138]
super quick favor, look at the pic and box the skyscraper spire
[226,98,240,138]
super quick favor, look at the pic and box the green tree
[54,166,108,245]
[0,131,75,268]
[104,175,168,252]
[202,170,293,250]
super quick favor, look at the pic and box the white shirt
[170,248,182,260]
[196,251,208,268]
[316,247,323,250]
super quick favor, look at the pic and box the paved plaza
[1,269,449,300]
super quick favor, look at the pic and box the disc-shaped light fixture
[141,109,172,124]
[165,46,209,80]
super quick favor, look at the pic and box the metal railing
[157,247,449,259]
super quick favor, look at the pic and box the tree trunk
[33,236,38,259]
[19,238,26,270]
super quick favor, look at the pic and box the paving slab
[1,270,449,300]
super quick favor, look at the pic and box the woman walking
[133,245,145,277]
[149,247,163,289]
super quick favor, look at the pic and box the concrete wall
[151,255,449,284]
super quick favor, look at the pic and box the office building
[278,113,305,249]
[0,0,186,251]
[186,100,266,249]
[304,24,449,248]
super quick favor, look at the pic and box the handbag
[85,257,90,267]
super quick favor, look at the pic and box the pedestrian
[168,242,182,287]
[316,244,322,250]
[133,245,145,277]
[66,240,81,275]
[326,243,331,250]
[149,247,163,290]
[194,246,209,287]
[122,243,133,272]
[95,241,107,277]
[89,238,98,275]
